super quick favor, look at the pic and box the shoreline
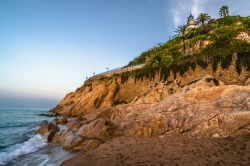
[60,135,250,166]
[7,143,73,166]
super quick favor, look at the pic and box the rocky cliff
[51,60,249,118]
[36,60,250,153]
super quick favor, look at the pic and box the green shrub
[122,16,250,83]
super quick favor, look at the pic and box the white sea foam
[37,155,50,166]
[0,134,47,165]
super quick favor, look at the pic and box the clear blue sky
[0,0,249,108]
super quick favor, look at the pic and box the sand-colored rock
[45,62,250,153]
[96,84,250,138]
[52,130,83,151]
[76,118,119,140]
[51,61,249,118]
[48,81,250,153]
[51,77,119,117]
[50,117,119,152]
[66,119,83,132]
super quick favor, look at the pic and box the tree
[174,25,187,54]
[219,5,229,17]
[196,13,211,25]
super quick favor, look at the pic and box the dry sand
[60,135,250,166]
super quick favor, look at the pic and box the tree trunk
[183,38,186,54]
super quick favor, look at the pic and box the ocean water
[0,108,72,166]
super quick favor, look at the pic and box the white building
[187,14,196,30]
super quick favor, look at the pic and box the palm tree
[219,5,229,17]
[196,13,211,25]
[174,25,187,54]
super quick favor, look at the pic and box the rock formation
[38,72,250,152]
[50,61,249,118]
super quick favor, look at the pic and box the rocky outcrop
[43,52,250,153]
[76,118,119,140]
[38,75,250,152]
[37,121,59,142]
[51,77,119,117]
[51,59,249,118]
[42,118,120,152]
[98,84,250,138]
[132,75,223,104]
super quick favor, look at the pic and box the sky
[0,0,249,108]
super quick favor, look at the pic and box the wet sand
[61,135,250,166]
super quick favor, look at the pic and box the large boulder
[52,130,84,151]
[37,121,60,142]
[76,118,119,140]
[50,117,119,152]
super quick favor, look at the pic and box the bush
[122,16,250,83]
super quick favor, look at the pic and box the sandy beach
[61,135,250,166]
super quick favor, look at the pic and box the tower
[187,14,196,30]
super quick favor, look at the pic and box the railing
[88,63,146,80]
[93,67,122,77]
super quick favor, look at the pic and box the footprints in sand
[65,136,250,166]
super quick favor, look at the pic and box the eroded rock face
[49,118,119,152]
[50,61,250,118]
[132,75,222,104]
[109,85,250,138]
[50,77,119,117]
[44,75,250,152]
[66,119,83,132]
[76,118,119,140]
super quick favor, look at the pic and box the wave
[0,134,47,165]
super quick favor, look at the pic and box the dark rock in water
[49,118,119,152]
[52,130,103,152]
[37,121,60,142]
[47,123,60,142]
[52,130,84,151]
[38,113,55,117]
[53,117,68,125]
[37,121,50,135]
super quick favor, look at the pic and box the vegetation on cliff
[124,7,250,83]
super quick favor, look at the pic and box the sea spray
[0,135,47,165]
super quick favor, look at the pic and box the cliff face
[51,61,250,118]
[37,59,250,153]
[40,74,250,152]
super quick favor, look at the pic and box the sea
[0,108,73,166]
